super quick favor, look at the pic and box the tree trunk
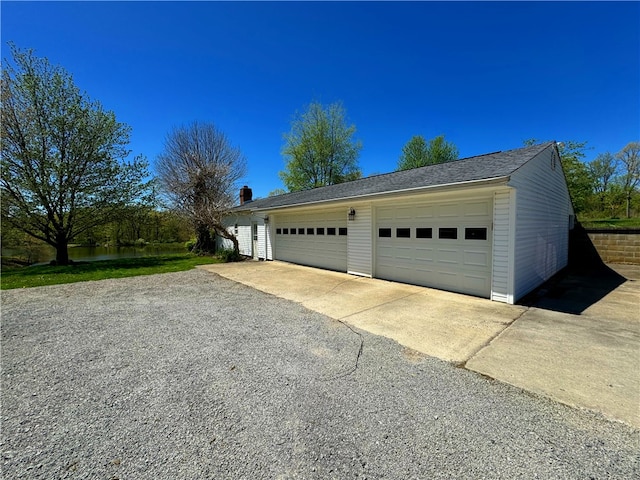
[193,222,215,254]
[213,222,240,257]
[228,233,239,256]
[627,194,631,219]
[55,233,70,265]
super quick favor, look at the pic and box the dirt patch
[401,347,428,364]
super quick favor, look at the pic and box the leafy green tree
[588,152,618,212]
[397,135,428,170]
[556,141,595,214]
[268,188,287,197]
[153,210,192,243]
[156,122,246,255]
[397,134,459,171]
[603,183,626,218]
[1,45,151,265]
[280,101,362,192]
[616,142,640,218]
[588,152,618,195]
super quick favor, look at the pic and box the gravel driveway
[2,270,638,479]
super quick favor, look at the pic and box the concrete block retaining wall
[585,229,640,264]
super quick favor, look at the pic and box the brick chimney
[239,185,253,205]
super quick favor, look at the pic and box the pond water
[2,244,188,265]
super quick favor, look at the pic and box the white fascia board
[246,176,511,215]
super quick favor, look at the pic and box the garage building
[221,142,574,304]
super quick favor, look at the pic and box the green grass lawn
[579,217,640,229]
[1,254,222,290]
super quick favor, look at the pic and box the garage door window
[439,227,457,239]
[327,227,336,235]
[317,227,325,235]
[307,228,314,235]
[339,227,347,236]
[416,227,432,239]
[465,227,487,240]
[379,228,392,238]
[290,228,296,235]
[283,228,289,234]
[276,228,282,234]
[396,228,411,238]
[298,228,305,235]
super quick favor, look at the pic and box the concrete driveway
[200,261,640,428]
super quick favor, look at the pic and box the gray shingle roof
[237,142,555,211]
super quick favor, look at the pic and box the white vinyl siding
[220,214,270,259]
[220,214,252,256]
[264,221,273,260]
[509,147,572,300]
[256,224,266,259]
[491,189,515,303]
[347,202,373,276]
[238,224,252,256]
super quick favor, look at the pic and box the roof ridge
[357,141,551,177]
[235,142,554,211]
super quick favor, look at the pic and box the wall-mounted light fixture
[348,208,356,221]
[264,216,269,224]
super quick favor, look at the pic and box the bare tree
[156,122,246,255]
[616,142,640,218]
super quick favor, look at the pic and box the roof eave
[243,175,511,213]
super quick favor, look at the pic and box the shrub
[217,248,242,263]
[184,238,197,252]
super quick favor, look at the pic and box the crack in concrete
[458,307,531,369]
[313,277,364,300]
[336,291,423,321]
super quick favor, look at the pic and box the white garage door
[274,210,347,272]
[375,198,493,298]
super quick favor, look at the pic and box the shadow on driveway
[520,263,627,315]
[525,224,635,314]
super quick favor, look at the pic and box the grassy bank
[1,254,222,290]
[579,218,640,229]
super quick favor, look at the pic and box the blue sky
[2,1,638,199]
